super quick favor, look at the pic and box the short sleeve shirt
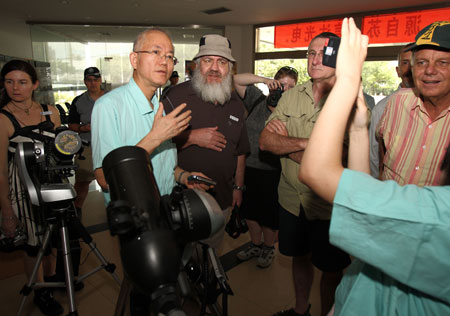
[68,91,95,142]
[331,169,450,315]
[242,85,280,170]
[162,81,250,209]
[266,80,332,219]
[91,78,177,203]
[376,88,450,186]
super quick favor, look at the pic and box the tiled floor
[0,189,324,316]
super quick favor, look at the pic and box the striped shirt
[377,88,450,186]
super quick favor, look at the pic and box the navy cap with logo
[84,67,101,79]
[406,21,450,52]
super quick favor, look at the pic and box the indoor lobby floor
[0,188,324,316]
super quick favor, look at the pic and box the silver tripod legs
[17,221,79,316]
[60,222,77,314]
[17,223,56,316]
[17,211,121,316]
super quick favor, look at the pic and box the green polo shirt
[266,80,332,219]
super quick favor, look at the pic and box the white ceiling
[2,0,447,43]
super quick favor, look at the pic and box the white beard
[191,68,232,105]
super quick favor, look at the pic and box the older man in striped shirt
[377,21,450,186]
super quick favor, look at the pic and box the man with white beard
[163,34,250,248]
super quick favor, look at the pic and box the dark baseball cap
[406,21,450,52]
[84,67,101,79]
[170,71,179,78]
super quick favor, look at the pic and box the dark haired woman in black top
[0,59,63,315]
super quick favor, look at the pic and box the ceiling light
[202,7,231,15]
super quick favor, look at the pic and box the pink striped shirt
[377,88,450,186]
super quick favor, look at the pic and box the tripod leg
[114,277,132,316]
[71,217,121,285]
[60,221,77,314]
[17,223,55,316]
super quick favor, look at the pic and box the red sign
[362,7,450,44]
[275,19,343,48]
[274,7,450,48]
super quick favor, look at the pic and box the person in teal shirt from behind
[298,19,450,316]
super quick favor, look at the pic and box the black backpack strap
[40,104,53,123]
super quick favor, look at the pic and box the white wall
[225,25,254,74]
[0,15,33,60]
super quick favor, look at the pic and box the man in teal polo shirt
[92,28,213,316]
[92,28,207,203]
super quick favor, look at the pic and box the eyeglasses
[134,49,178,65]
[279,66,298,74]
[306,50,324,59]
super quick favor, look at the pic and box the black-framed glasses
[134,49,178,65]
[279,66,298,74]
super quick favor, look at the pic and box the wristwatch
[233,184,246,191]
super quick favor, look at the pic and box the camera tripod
[17,202,121,316]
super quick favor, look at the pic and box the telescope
[102,146,225,315]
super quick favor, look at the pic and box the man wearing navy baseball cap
[83,66,101,79]
[68,66,104,213]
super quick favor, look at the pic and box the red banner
[275,19,342,48]
[361,7,450,44]
[274,7,450,48]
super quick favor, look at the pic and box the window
[30,24,223,105]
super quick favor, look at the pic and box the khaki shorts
[75,146,96,182]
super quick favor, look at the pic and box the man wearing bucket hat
[377,21,450,187]
[162,34,250,249]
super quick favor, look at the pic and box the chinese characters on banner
[274,7,450,48]
[362,7,450,44]
[275,19,342,48]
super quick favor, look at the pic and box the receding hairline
[133,28,173,52]
[397,43,414,64]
